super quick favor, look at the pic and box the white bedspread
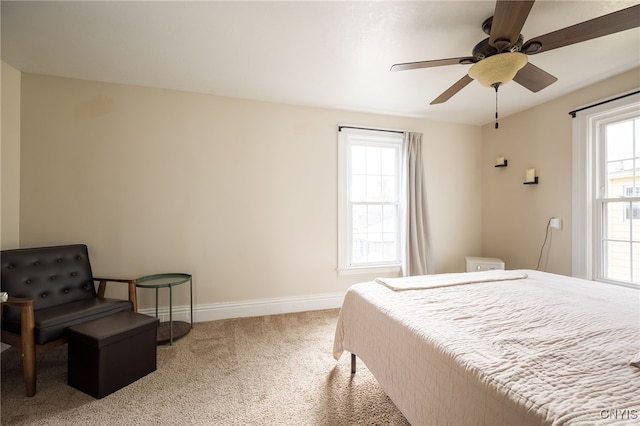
[333,270,640,426]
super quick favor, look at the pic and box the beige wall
[19,74,481,309]
[1,61,21,249]
[481,67,640,274]
[11,67,637,311]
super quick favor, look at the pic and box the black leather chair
[1,244,138,396]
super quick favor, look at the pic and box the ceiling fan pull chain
[493,83,500,129]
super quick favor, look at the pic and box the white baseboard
[0,292,345,353]
[138,291,345,323]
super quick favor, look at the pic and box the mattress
[333,270,640,425]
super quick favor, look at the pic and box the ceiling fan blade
[513,62,557,93]
[489,0,535,48]
[391,57,474,71]
[523,4,640,55]
[430,75,474,105]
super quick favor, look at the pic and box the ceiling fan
[391,1,640,122]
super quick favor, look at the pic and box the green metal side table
[136,273,193,345]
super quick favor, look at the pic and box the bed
[333,270,640,425]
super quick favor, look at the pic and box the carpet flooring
[1,309,409,425]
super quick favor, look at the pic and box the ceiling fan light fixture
[468,52,528,87]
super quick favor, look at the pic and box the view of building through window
[601,117,639,284]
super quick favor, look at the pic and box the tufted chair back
[1,244,97,315]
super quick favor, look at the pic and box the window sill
[337,265,401,277]
[595,278,640,290]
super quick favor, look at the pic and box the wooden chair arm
[0,297,36,343]
[93,277,137,283]
[1,297,35,308]
[93,277,138,312]
[1,297,35,326]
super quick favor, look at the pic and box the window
[338,127,403,274]
[622,187,640,221]
[573,92,640,288]
[598,117,639,284]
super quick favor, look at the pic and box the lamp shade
[468,52,528,87]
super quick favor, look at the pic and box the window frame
[337,127,404,276]
[572,91,640,288]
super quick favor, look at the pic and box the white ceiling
[2,1,639,126]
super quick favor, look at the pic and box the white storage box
[465,256,505,272]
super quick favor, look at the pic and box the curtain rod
[568,90,640,118]
[338,125,404,134]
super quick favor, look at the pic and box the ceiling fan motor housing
[472,35,524,61]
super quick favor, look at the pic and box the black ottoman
[67,311,159,398]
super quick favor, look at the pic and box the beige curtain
[402,132,434,276]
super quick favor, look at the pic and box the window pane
[351,175,366,202]
[368,234,384,263]
[381,147,397,175]
[605,119,637,199]
[633,243,640,284]
[368,204,383,230]
[352,204,367,233]
[633,203,640,241]
[602,240,631,283]
[383,205,397,233]
[366,147,381,175]
[366,176,382,201]
[351,146,366,175]
[605,201,627,240]
[383,240,397,261]
[602,200,636,284]
[381,176,397,202]
[625,201,640,222]
[350,144,399,203]
[636,119,640,158]
[607,160,634,190]
[350,203,398,265]
[352,233,367,264]
[606,121,633,161]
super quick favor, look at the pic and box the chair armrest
[93,277,138,312]
[93,277,136,283]
[0,297,36,348]
[1,297,35,322]
[1,297,35,308]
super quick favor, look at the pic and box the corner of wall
[1,61,22,249]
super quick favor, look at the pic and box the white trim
[138,291,345,323]
[572,108,594,278]
[571,90,640,281]
[336,264,401,276]
[337,126,404,273]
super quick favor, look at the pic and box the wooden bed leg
[351,353,356,374]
